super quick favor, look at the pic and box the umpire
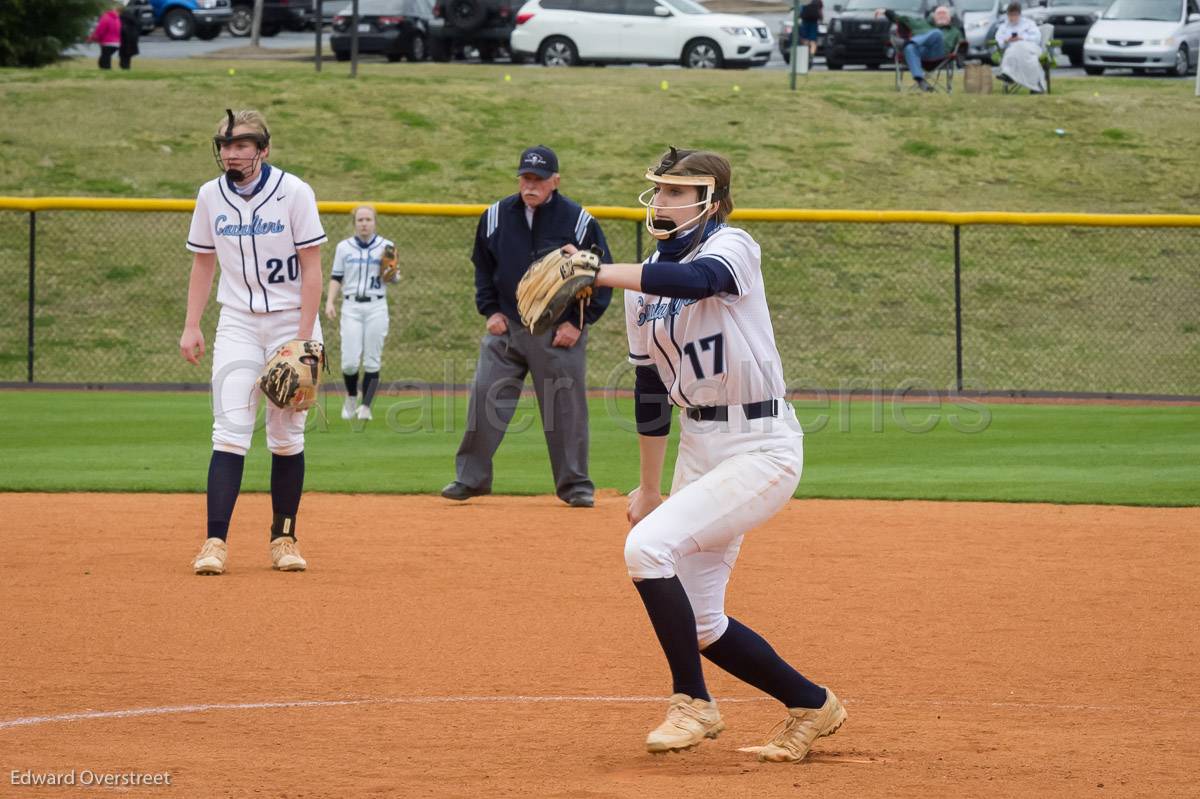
[442,145,613,507]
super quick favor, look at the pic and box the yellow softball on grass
[504,73,512,82]
[660,79,669,90]
[228,68,236,76]
[733,84,740,92]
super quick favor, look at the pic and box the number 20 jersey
[186,167,327,314]
[625,225,788,409]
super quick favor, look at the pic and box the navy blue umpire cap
[517,145,558,179]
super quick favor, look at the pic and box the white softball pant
[339,297,389,374]
[210,306,323,457]
[624,402,804,648]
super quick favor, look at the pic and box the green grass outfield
[1,391,1195,506]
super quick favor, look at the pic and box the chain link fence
[0,203,1197,396]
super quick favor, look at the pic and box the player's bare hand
[552,321,582,348]
[486,312,508,336]
[324,301,337,320]
[179,327,205,365]
[627,486,663,528]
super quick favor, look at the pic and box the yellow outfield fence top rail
[3,197,1200,228]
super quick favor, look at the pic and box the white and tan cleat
[739,688,847,763]
[192,537,228,575]
[645,693,725,753]
[355,404,373,421]
[341,396,357,420]
[270,536,307,572]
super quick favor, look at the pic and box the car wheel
[446,0,487,32]
[407,33,427,62]
[683,38,722,69]
[826,59,844,70]
[539,36,578,67]
[866,62,882,70]
[195,22,222,40]
[228,6,252,36]
[1083,65,1103,75]
[334,49,351,62]
[1172,45,1189,77]
[430,35,452,62]
[163,8,195,40]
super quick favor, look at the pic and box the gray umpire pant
[454,324,593,500]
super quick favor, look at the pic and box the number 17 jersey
[186,166,327,314]
[625,225,787,408]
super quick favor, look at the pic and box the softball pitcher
[324,205,399,421]
[180,108,326,576]
[593,148,845,761]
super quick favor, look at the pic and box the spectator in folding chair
[878,6,964,93]
[994,3,1046,93]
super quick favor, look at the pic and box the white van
[1083,0,1200,75]
[510,0,775,68]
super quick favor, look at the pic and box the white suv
[510,0,775,68]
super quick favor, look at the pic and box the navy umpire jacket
[472,191,613,329]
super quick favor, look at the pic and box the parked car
[778,18,828,62]
[428,0,519,61]
[957,0,1005,61]
[511,0,775,68]
[227,0,313,37]
[826,0,958,69]
[1025,0,1106,65]
[1083,0,1200,74]
[146,0,233,40]
[331,0,434,60]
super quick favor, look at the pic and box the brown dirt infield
[1,494,1196,798]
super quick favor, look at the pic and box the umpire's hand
[552,321,581,348]
[486,312,508,336]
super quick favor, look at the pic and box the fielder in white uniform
[324,205,398,422]
[180,109,326,576]
[589,148,845,761]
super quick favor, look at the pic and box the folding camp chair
[892,22,965,94]
[990,23,1058,95]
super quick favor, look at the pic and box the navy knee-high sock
[361,371,380,408]
[206,450,245,541]
[633,577,710,702]
[701,617,826,709]
[270,452,305,540]
[343,371,359,397]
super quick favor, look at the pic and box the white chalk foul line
[0,695,772,731]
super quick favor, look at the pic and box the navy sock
[633,577,710,702]
[343,371,359,397]
[206,450,245,541]
[270,452,305,540]
[361,371,380,408]
[701,617,826,709]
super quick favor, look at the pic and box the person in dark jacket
[442,145,613,508]
[118,1,140,70]
[799,0,822,60]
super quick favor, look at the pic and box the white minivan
[510,0,775,68]
[1083,0,1200,75]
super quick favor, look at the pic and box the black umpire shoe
[564,492,594,508]
[441,481,489,501]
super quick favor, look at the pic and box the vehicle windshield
[660,0,710,14]
[1102,0,1181,20]
[1048,0,1109,7]
[843,0,924,11]
[956,0,996,11]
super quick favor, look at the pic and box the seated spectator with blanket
[995,2,1045,93]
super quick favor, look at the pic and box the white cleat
[645,694,725,753]
[341,397,357,420]
[355,404,373,421]
[270,536,307,572]
[739,687,847,763]
[192,537,227,575]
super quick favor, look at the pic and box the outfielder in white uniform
[324,205,398,422]
[180,109,326,576]
[590,148,845,761]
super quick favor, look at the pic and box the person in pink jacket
[87,4,122,70]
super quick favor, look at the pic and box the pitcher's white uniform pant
[211,307,323,457]
[624,402,804,648]
[339,297,389,374]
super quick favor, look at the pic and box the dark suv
[228,0,313,37]
[428,0,522,61]
[331,0,434,61]
[826,0,957,69]
[1029,0,1108,66]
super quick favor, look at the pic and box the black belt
[351,295,383,303]
[686,399,779,422]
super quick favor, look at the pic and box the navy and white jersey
[625,225,787,408]
[331,235,396,300]
[186,165,326,314]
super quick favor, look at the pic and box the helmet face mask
[638,174,718,241]
[212,108,270,183]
